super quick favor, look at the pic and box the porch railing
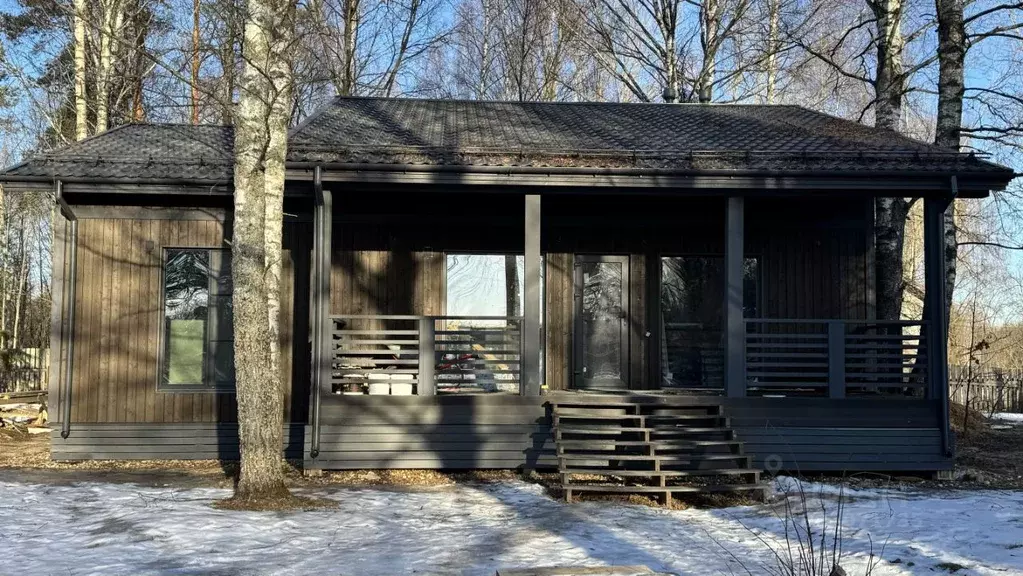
[745,319,928,397]
[330,315,523,395]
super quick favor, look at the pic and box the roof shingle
[1,97,1013,185]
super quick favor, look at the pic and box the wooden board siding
[329,223,446,316]
[57,209,309,424]
[301,395,948,472]
[50,424,305,460]
[307,395,555,469]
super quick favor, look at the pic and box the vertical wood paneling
[60,214,304,424]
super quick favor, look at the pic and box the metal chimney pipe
[698,85,712,103]
[662,85,678,103]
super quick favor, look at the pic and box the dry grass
[213,492,338,512]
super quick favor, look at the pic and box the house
[2,98,1015,488]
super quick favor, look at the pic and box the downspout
[309,166,324,458]
[940,176,958,457]
[56,181,78,439]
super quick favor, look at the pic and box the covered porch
[301,186,955,472]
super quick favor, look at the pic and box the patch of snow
[1,478,1022,576]
[991,412,1023,425]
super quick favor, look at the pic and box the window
[659,256,758,388]
[446,254,525,316]
[442,254,543,394]
[160,248,234,391]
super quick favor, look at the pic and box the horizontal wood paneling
[61,213,309,424]
[303,395,949,472]
[52,396,949,472]
[50,424,305,460]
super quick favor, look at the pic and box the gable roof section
[1,98,1014,190]
[287,98,1013,175]
[2,124,234,184]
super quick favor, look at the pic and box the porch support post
[309,167,332,459]
[724,196,746,398]
[924,189,953,456]
[522,194,542,396]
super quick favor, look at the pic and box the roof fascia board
[287,166,1002,197]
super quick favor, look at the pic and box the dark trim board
[50,423,305,460]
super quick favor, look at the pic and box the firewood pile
[0,399,48,441]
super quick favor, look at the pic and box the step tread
[563,484,766,494]
[561,468,761,477]
[557,438,738,449]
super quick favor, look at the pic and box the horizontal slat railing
[844,320,927,394]
[434,316,523,394]
[329,315,523,396]
[745,319,929,397]
[746,319,830,394]
[332,315,423,395]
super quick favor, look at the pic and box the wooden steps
[551,395,767,505]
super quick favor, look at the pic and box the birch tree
[227,0,296,504]
[74,0,88,138]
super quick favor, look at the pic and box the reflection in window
[660,256,758,389]
[442,254,542,394]
[161,248,234,391]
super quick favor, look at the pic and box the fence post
[828,321,845,399]
[418,317,436,396]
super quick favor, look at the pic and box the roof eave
[287,162,1015,197]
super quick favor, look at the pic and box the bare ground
[3,404,1022,503]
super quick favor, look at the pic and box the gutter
[55,181,78,439]
[285,161,1015,180]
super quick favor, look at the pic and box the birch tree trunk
[928,0,965,336]
[341,0,360,95]
[11,217,27,349]
[231,0,295,501]
[870,0,909,321]
[505,255,521,317]
[0,184,5,347]
[765,0,779,103]
[74,0,89,139]
[698,0,720,99]
[96,0,125,132]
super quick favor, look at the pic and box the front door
[573,255,629,390]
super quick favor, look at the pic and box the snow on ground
[992,413,1023,425]
[1,477,1022,576]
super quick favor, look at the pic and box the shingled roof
[2,97,1014,186]
[3,123,234,183]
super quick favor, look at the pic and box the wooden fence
[0,348,49,394]
[949,366,1023,414]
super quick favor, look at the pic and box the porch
[302,189,954,473]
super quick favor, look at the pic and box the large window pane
[446,254,524,316]
[442,254,542,394]
[161,248,234,391]
[659,256,758,388]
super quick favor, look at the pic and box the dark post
[724,197,746,397]
[319,188,333,396]
[924,192,952,455]
[523,194,542,395]
[309,169,332,458]
[418,317,436,395]
[827,321,846,398]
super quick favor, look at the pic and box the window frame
[156,246,235,394]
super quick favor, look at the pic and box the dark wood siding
[57,208,310,424]
[299,396,947,472]
[50,424,305,460]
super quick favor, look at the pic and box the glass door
[573,255,629,390]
